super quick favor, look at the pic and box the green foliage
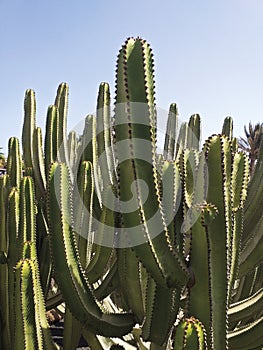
[0,37,262,350]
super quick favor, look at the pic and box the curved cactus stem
[63,307,82,350]
[117,247,145,323]
[7,137,22,188]
[163,103,178,160]
[47,162,135,336]
[141,275,180,346]
[227,315,263,349]
[160,160,182,251]
[228,287,263,324]
[73,161,95,268]
[93,260,120,301]
[86,185,115,284]
[22,89,36,171]
[242,138,263,244]
[249,263,263,296]
[38,228,52,299]
[238,223,263,277]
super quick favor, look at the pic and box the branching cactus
[0,37,262,350]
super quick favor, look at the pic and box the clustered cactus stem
[0,37,262,350]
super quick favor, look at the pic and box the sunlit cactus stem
[114,37,190,288]
[163,103,178,160]
[6,137,22,188]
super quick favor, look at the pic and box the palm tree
[238,122,263,175]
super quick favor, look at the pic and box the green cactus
[114,37,190,289]
[47,162,135,337]
[14,259,58,350]
[0,36,262,350]
[173,317,207,350]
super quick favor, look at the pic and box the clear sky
[1,0,263,154]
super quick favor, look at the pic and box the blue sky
[1,0,263,154]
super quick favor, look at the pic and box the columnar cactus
[0,37,262,350]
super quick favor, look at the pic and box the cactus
[0,37,262,350]
[173,317,207,350]
[113,37,190,289]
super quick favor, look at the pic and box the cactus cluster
[0,37,262,350]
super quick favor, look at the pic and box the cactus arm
[38,232,52,298]
[73,161,94,268]
[188,213,212,345]
[14,260,39,350]
[47,162,135,336]
[14,259,59,350]
[0,174,10,253]
[161,160,181,246]
[202,135,232,350]
[228,287,263,324]
[32,127,46,199]
[227,315,263,349]
[117,247,145,323]
[86,186,115,284]
[187,114,201,150]
[141,276,180,346]
[232,267,259,306]
[81,328,105,350]
[44,105,59,177]
[62,308,82,350]
[54,83,69,164]
[81,114,94,162]
[0,174,11,349]
[173,317,207,350]
[238,224,263,277]
[228,152,249,298]
[96,82,116,187]
[114,37,189,288]
[163,103,178,160]
[67,130,78,170]
[7,187,20,341]
[7,137,22,188]
[81,114,102,204]
[93,260,120,300]
[242,139,263,244]
[22,89,36,171]
[18,177,37,259]
[221,116,233,139]
[175,122,188,159]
